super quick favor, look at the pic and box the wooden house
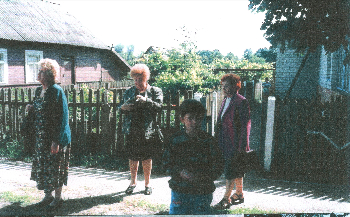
[0,0,130,87]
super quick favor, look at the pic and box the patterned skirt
[30,142,71,192]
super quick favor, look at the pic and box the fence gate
[272,95,348,185]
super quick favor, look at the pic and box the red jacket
[216,93,251,159]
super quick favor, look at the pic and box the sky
[52,0,271,58]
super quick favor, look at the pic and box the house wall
[0,40,126,86]
[275,47,321,99]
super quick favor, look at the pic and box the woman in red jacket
[214,73,251,209]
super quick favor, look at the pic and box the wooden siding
[0,41,124,86]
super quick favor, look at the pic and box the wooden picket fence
[272,94,348,185]
[0,78,263,160]
[0,86,198,158]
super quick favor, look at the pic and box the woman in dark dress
[119,64,163,195]
[27,58,71,209]
[214,74,251,209]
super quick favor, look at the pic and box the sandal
[213,198,230,210]
[144,186,152,195]
[125,185,136,195]
[230,193,244,205]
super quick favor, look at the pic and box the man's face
[180,113,203,135]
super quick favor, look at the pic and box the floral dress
[30,92,70,192]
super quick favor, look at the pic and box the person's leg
[38,189,53,205]
[129,159,139,186]
[230,177,244,205]
[44,189,53,199]
[235,177,243,196]
[142,159,152,187]
[169,191,188,215]
[192,193,213,215]
[49,187,62,206]
[224,179,235,201]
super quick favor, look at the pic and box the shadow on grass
[0,191,130,216]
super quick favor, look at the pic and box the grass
[0,191,39,206]
[123,197,169,214]
[226,207,281,214]
[0,187,282,215]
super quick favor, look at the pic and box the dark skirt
[31,143,71,192]
[125,134,154,161]
[223,156,245,180]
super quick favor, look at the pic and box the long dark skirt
[31,143,71,192]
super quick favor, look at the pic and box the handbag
[20,108,35,155]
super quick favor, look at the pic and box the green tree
[244,49,254,60]
[255,47,277,63]
[114,44,136,65]
[244,49,266,64]
[249,0,350,99]
[225,52,240,62]
[115,44,124,54]
[249,0,350,54]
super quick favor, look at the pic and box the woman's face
[222,80,237,97]
[37,69,46,85]
[133,75,147,92]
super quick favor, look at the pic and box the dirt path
[0,160,349,215]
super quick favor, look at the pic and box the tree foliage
[123,26,274,94]
[255,47,277,63]
[249,0,350,55]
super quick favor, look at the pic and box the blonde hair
[130,64,150,81]
[38,58,59,85]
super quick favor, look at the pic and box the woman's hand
[121,103,134,111]
[51,141,59,155]
[136,95,147,103]
[180,169,195,182]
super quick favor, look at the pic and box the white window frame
[25,50,43,83]
[337,50,350,93]
[0,48,8,84]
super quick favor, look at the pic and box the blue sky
[54,0,271,58]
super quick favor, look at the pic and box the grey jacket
[119,85,163,138]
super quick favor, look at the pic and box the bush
[0,136,31,161]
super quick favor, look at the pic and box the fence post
[101,93,111,155]
[7,89,12,138]
[174,90,180,129]
[79,89,86,153]
[211,92,217,136]
[264,96,276,171]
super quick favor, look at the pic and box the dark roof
[0,0,107,49]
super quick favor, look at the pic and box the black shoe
[230,193,244,205]
[144,186,152,195]
[125,185,136,195]
[213,198,230,210]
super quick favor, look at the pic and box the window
[0,48,8,84]
[25,50,43,83]
[335,48,350,92]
